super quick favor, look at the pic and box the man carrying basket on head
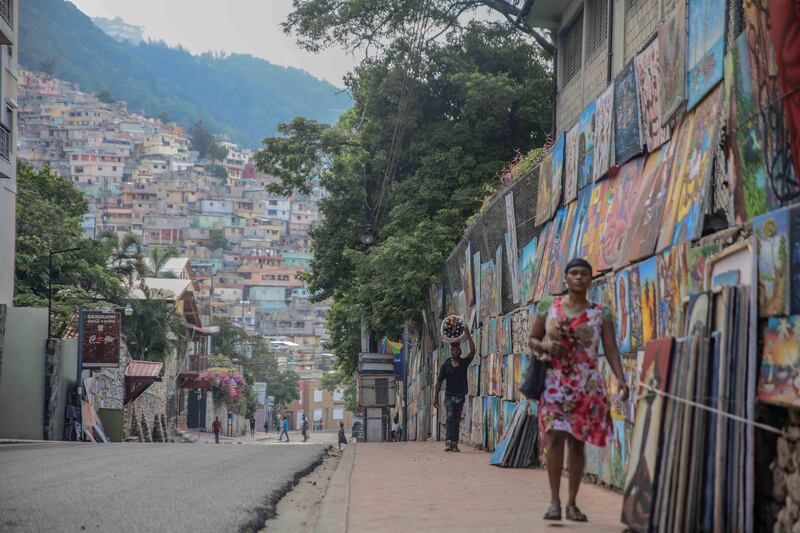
[434,319,475,452]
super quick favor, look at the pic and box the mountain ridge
[20,0,350,147]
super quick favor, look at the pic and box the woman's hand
[542,339,565,358]
[618,383,630,402]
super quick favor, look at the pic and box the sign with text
[79,311,121,368]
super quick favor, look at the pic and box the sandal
[565,505,587,522]
[543,504,562,521]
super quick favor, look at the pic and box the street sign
[254,382,267,405]
[267,396,275,407]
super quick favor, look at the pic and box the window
[313,409,322,422]
[560,12,583,87]
[75,166,83,173]
[586,0,608,58]
[333,388,344,401]
[333,408,344,420]
[314,389,323,402]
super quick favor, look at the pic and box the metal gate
[187,390,206,429]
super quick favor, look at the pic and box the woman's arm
[528,314,561,358]
[601,320,630,401]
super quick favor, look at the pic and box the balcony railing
[0,0,12,28]
[0,123,11,163]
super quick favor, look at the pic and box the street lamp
[48,246,81,339]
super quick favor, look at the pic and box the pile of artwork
[489,400,540,468]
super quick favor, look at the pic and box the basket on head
[440,314,467,343]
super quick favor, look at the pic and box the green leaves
[257,23,552,372]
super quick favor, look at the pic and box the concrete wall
[54,339,78,440]
[0,307,48,440]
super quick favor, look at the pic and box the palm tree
[146,245,180,278]
[99,231,146,290]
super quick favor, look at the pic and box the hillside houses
[18,69,331,372]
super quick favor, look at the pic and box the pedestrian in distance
[249,416,256,438]
[391,413,402,442]
[263,419,269,434]
[301,414,309,442]
[527,258,629,523]
[433,326,476,452]
[279,415,290,442]
[212,416,222,444]
[338,421,347,451]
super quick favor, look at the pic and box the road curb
[313,442,356,533]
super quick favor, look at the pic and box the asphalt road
[0,441,327,532]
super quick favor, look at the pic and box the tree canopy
[283,0,554,55]
[255,23,552,373]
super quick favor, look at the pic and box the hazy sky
[70,0,360,87]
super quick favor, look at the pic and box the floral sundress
[538,296,612,447]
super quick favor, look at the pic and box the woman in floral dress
[527,258,629,522]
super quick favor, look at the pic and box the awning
[124,360,164,405]
[185,323,213,335]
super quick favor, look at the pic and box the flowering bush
[203,367,249,409]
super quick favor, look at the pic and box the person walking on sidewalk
[433,327,476,452]
[212,416,222,444]
[527,258,629,523]
[338,421,347,451]
[249,416,256,438]
[301,414,309,442]
[263,419,269,434]
[279,415,290,442]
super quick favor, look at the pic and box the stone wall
[771,410,800,533]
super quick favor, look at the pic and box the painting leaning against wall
[614,61,644,166]
[593,84,615,182]
[686,0,726,110]
[635,38,670,151]
[658,0,687,125]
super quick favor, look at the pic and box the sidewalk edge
[313,442,356,533]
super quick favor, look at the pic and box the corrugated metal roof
[125,360,164,378]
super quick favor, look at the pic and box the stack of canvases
[488,400,540,468]
[621,271,757,532]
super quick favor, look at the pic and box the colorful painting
[567,186,592,260]
[620,145,673,264]
[579,180,612,269]
[616,268,632,352]
[533,223,553,302]
[577,100,596,192]
[656,243,689,338]
[543,207,570,296]
[551,200,581,293]
[686,243,722,295]
[599,356,631,488]
[628,265,643,351]
[502,316,512,355]
[550,133,565,212]
[758,316,800,407]
[614,61,643,166]
[505,193,520,305]
[657,86,723,251]
[473,251,481,322]
[635,38,670,150]
[621,337,674,532]
[480,259,494,319]
[518,236,538,305]
[497,317,507,356]
[638,256,659,345]
[593,85,615,182]
[464,242,474,306]
[686,0,726,110]
[494,245,503,316]
[768,0,800,182]
[658,0,687,124]
[565,124,579,203]
[535,149,553,227]
[601,156,646,271]
[727,31,768,221]
[495,350,504,397]
[755,207,792,316]
[513,353,522,402]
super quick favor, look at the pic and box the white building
[0,0,19,305]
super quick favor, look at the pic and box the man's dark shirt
[437,358,470,396]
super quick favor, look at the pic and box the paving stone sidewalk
[346,441,623,532]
